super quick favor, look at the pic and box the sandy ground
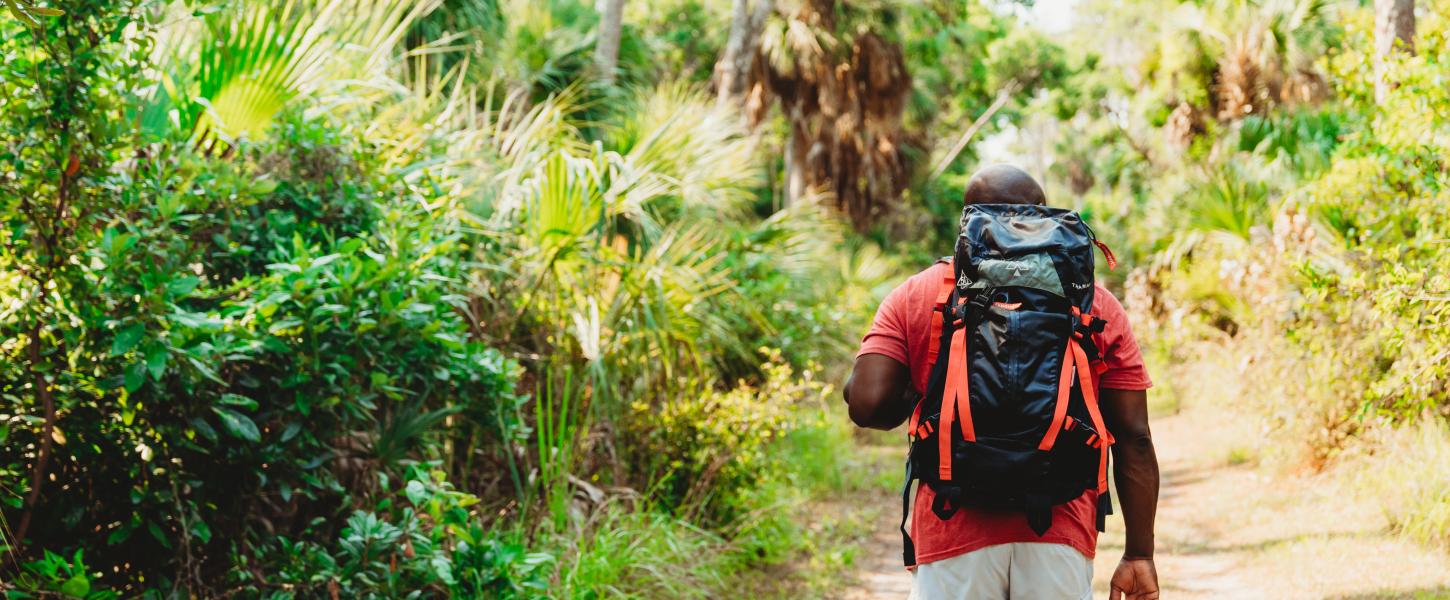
[836,405,1450,600]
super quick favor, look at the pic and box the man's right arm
[844,354,914,430]
[845,277,917,431]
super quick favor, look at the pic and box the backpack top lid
[954,203,1097,314]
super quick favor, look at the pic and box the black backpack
[900,203,1119,567]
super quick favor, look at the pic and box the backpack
[899,203,1119,568]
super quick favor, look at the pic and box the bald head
[962,164,1046,206]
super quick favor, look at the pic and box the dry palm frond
[1165,101,1206,148]
[1176,0,1337,121]
[1217,33,1264,120]
[1280,67,1331,105]
[749,2,913,229]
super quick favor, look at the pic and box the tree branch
[929,81,1018,182]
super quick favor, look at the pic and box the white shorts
[908,542,1093,600]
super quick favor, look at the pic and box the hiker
[844,165,1160,600]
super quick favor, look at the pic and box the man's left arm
[1102,388,1160,600]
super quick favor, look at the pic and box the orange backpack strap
[1037,340,1078,452]
[1071,338,1114,492]
[925,263,955,369]
[910,262,956,438]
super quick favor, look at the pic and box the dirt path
[840,407,1450,599]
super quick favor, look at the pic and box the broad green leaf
[279,421,302,442]
[166,275,201,297]
[190,417,218,443]
[146,347,168,380]
[170,310,223,331]
[338,237,364,254]
[147,521,172,549]
[212,406,260,442]
[405,480,428,505]
[219,393,258,410]
[59,574,89,598]
[191,519,212,543]
[111,323,145,356]
[124,361,147,392]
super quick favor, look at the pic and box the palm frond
[144,0,437,145]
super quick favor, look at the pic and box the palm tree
[1163,0,1337,123]
[1374,0,1414,103]
[714,0,772,104]
[747,0,913,228]
[594,0,625,84]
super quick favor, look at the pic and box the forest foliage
[2,0,1449,597]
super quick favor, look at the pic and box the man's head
[962,164,1046,207]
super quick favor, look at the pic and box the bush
[242,467,553,599]
[629,352,828,527]
[1,100,525,591]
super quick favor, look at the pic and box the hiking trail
[839,405,1450,599]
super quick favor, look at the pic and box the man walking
[844,165,1161,600]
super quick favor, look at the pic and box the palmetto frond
[608,81,761,220]
[144,0,437,146]
[1172,0,1339,120]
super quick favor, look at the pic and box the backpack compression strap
[1069,306,1115,494]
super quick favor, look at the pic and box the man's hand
[1109,557,1160,600]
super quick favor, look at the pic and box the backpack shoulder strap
[925,260,955,369]
[907,261,955,437]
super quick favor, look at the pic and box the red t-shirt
[857,261,1152,565]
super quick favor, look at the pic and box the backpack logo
[957,273,971,288]
[1003,261,1032,278]
[1072,282,1091,290]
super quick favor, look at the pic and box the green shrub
[8,550,118,600]
[239,467,552,599]
[629,353,828,527]
[2,95,524,590]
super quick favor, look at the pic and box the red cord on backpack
[1093,239,1118,270]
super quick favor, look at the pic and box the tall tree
[595,0,625,84]
[1374,0,1414,102]
[714,0,771,104]
[748,0,912,227]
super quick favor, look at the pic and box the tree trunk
[14,324,56,558]
[595,0,625,85]
[1374,0,1414,103]
[784,119,809,206]
[714,0,772,104]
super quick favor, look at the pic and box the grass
[553,506,737,599]
[1350,419,1450,550]
[537,396,892,599]
[1224,445,1257,467]
[732,408,901,599]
